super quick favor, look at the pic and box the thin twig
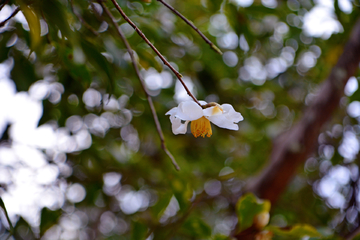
[99,1,180,171]
[109,0,202,108]
[0,0,10,12]
[0,6,20,28]
[157,0,222,55]
[69,0,99,36]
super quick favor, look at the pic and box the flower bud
[254,212,270,229]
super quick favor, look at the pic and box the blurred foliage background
[0,0,360,239]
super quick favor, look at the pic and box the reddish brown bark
[246,17,360,205]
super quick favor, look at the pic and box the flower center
[191,116,212,138]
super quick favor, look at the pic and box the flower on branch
[165,101,243,138]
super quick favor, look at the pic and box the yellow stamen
[191,116,212,138]
[212,105,223,115]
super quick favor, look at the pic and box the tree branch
[245,17,360,204]
[0,0,10,12]
[99,1,180,171]
[156,0,222,55]
[0,6,19,28]
[109,0,202,107]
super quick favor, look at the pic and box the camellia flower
[165,100,243,138]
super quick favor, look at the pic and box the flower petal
[170,115,189,134]
[207,104,243,130]
[221,104,244,122]
[175,101,203,120]
[207,114,239,130]
[165,107,178,116]
[203,105,223,117]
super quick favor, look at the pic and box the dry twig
[99,0,180,171]
[109,0,202,107]
[0,0,10,12]
[157,0,222,55]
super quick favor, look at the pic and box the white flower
[165,100,243,138]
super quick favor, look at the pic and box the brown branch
[156,0,222,55]
[99,1,180,171]
[0,6,20,28]
[245,17,360,205]
[0,0,10,12]
[109,0,202,108]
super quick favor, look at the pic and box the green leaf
[0,32,12,62]
[171,178,192,211]
[57,45,92,87]
[18,2,41,51]
[131,221,148,240]
[14,217,36,240]
[41,0,74,41]
[10,48,37,92]
[236,193,271,232]
[40,207,62,237]
[181,217,211,238]
[349,77,360,102]
[353,234,360,240]
[0,197,13,232]
[151,192,173,219]
[80,38,114,94]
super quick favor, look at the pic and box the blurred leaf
[0,32,12,62]
[10,49,37,91]
[18,2,41,51]
[171,178,192,211]
[41,0,74,41]
[39,207,62,237]
[207,0,222,12]
[151,192,173,219]
[181,217,211,238]
[353,234,360,240]
[224,3,247,36]
[268,224,322,238]
[236,193,271,232]
[0,197,13,232]
[57,44,92,87]
[349,77,360,102]
[80,38,114,94]
[13,217,36,240]
[131,221,148,240]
